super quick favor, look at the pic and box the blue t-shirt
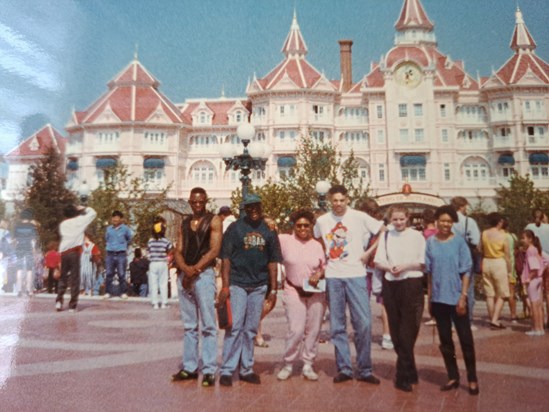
[425,235,472,305]
[105,224,132,252]
[147,237,173,262]
[220,217,282,288]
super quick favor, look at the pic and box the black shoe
[468,382,479,396]
[357,374,381,385]
[202,374,215,387]
[219,375,233,387]
[239,373,261,384]
[171,369,198,382]
[440,379,460,391]
[333,372,353,383]
[395,381,413,392]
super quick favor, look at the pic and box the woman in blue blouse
[425,205,479,396]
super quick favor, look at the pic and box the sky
[1,0,548,155]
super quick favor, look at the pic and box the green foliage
[87,164,170,251]
[495,173,549,235]
[25,146,77,249]
[230,133,369,229]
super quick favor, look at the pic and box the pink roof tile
[281,11,308,56]
[180,100,250,126]
[6,124,66,159]
[386,46,430,68]
[395,0,434,32]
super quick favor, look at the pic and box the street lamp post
[315,180,331,212]
[78,180,91,204]
[220,122,271,202]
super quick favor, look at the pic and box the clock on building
[395,62,422,88]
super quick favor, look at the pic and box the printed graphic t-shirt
[314,208,383,279]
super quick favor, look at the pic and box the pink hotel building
[4,0,549,209]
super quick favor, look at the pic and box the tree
[229,133,369,229]
[495,173,549,235]
[26,146,77,248]
[86,164,170,251]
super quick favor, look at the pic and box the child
[44,241,61,294]
[521,230,545,336]
[147,217,173,309]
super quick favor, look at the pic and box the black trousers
[56,251,81,309]
[382,277,424,385]
[431,301,477,383]
[47,268,58,294]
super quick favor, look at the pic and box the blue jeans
[467,272,475,322]
[105,252,127,296]
[326,276,373,378]
[177,268,218,375]
[220,284,267,376]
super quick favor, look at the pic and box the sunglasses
[295,223,311,229]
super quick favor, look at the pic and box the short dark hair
[434,205,458,222]
[134,247,142,259]
[357,198,381,218]
[422,209,436,225]
[112,210,124,218]
[64,204,80,218]
[450,196,468,210]
[328,185,348,196]
[190,187,207,197]
[290,209,315,226]
[486,212,503,228]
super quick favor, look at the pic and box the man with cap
[217,193,282,386]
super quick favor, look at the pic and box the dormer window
[200,112,206,124]
[236,111,242,123]
[29,137,39,151]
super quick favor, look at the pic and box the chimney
[338,39,353,92]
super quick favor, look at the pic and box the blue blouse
[425,235,472,305]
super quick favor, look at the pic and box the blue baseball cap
[241,194,262,206]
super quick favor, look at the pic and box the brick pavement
[0,292,548,412]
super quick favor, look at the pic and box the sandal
[489,322,506,330]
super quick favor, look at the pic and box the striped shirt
[147,237,173,262]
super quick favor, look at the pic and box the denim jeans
[105,252,127,296]
[326,276,373,378]
[467,272,475,322]
[149,261,169,306]
[220,284,267,376]
[177,268,218,375]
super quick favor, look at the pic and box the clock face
[395,63,422,88]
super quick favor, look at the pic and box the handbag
[217,297,233,329]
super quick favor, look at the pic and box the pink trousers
[282,288,326,365]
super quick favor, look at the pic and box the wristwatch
[270,289,277,295]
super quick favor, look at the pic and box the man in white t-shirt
[525,209,549,254]
[314,185,384,384]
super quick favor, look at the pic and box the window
[200,112,206,124]
[441,129,449,143]
[414,103,423,117]
[401,165,426,181]
[444,163,450,181]
[191,161,215,185]
[144,131,166,146]
[399,129,409,143]
[144,168,164,187]
[280,106,285,116]
[531,165,549,180]
[414,129,425,142]
[440,104,447,117]
[376,105,383,119]
[377,129,385,144]
[501,166,515,178]
[398,104,408,118]
[525,101,531,112]
[463,160,489,183]
[235,111,242,122]
[378,164,385,182]
[96,131,120,145]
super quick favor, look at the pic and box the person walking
[217,194,281,387]
[426,205,478,396]
[172,187,222,387]
[520,230,546,336]
[313,185,384,385]
[13,209,38,297]
[56,204,97,312]
[80,233,100,296]
[103,210,132,299]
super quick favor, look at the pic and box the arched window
[462,157,489,183]
[190,161,216,185]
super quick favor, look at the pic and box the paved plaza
[0,292,548,412]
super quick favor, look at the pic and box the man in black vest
[172,187,222,387]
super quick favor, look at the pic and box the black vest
[181,213,215,266]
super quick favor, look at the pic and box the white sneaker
[277,364,293,381]
[424,319,436,326]
[470,325,478,331]
[381,335,394,350]
[103,293,111,299]
[121,293,128,299]
[153,304,159,310]
[161,304,168,309]
[302,364,319,381]
[55,301,62,312]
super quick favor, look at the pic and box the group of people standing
[170,185,488,395]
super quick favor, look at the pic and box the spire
[510,7,536,52]
[134,43,139,60]
[281,10,308,57]
[395,0,434,32]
